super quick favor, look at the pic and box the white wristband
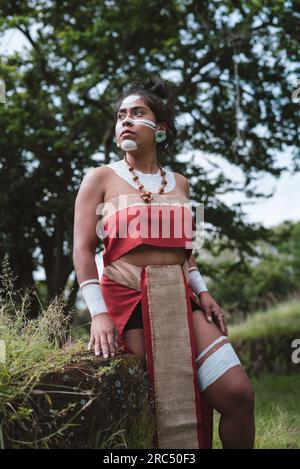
[188,267,208,295]
[79,278,108,318]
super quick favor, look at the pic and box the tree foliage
[0,0,299,315]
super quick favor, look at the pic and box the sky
[1,28,299,230]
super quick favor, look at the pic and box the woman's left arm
[183,174,227,334]
[188,254,228,336]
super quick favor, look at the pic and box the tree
[0,0,299,316]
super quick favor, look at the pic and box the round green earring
[155,130,167,143]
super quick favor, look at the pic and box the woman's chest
[103,168,187,203]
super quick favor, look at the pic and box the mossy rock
[4,351,156,449]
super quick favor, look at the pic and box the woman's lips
[121,131,135,137]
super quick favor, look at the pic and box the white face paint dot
[121,139,138,151]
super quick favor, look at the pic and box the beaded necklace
[123,155,168,203]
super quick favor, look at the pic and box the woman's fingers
[212,309,228,336]
[100,333,109,358]
[88,329,119,358]
[114,328,120,350]
[218,316,227,335]
[202,306,212,323]
[87,334,95,351]
[223,317,229,336]
[94,336,102,356]
[108,332,116,357]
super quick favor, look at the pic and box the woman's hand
[88,313,119,358]
[197,292,228,336]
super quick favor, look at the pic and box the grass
[213,298,300,448]
[1,255,300,449]
[0,285,86,404]
[228,297,300,341]
[0,255,87,447]
[0,255,155,448]
[212,373,300,449]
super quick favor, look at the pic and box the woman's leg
[122,301,146,369]
[122,301,255,448]
[123,328,147,370]
[192,309,255,449]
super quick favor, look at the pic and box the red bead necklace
[123,155,167,203]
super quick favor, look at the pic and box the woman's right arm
[73,167,118,358]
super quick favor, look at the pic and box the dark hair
[113,77,177,157]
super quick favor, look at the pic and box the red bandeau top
[97,193,196,267]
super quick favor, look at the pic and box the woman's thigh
[192,307,226,353]
[123,328,146,370]
[192,308,254,413]
[122,308,225,374]
[122,299,227,371]
[122,301,254,408]
[202,361,255,415]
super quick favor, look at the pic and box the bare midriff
[118,245,187,266]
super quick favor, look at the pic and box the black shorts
[123,296,201,331]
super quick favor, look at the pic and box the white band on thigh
[196,336,241,392]
[196,335,227,362]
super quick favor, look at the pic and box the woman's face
[115,96,159,149]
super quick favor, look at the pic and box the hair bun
[130,77,169,101]
[144,78,169,100]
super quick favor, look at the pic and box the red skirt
[100,258,213,449]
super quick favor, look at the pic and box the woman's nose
[123,116,134,123]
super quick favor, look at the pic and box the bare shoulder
[80,165,112,190]
[173,172,190,197]
[81,165,110,184]
[76,166,111,203]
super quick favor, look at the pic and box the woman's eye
[118,110,142,119]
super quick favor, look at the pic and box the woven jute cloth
[103,257,189,288]
[103,258,200,448]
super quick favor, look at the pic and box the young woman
[73,78,255,449]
